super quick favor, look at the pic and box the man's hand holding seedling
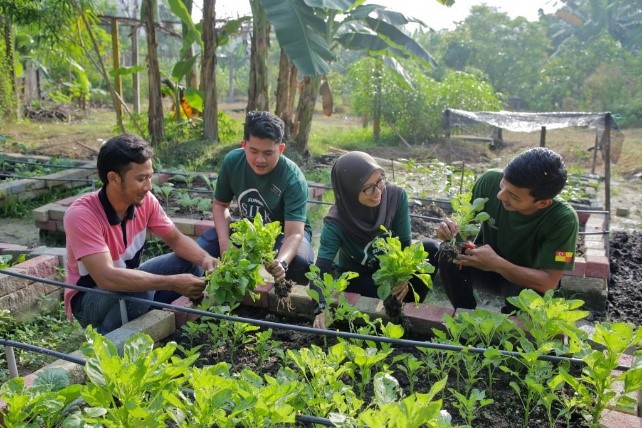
[455,243,505,272]
[437,217,459,242]
[265,259,287,283]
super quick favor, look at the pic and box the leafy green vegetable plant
[507,289,589,353]
[286,342,363,418]
[372,227,434,305]
[350,376,450,428]
[343,342,393,399]
[0,253,26,268]
[205,213,281,305]
[152,182,175,207]
[551,321,642,427]
[0,373,81,428]
[370,227,434,320]
[306,264,360,330]
[249,329,281,368]
[449,192,490,244]
[393,354,427,394]
[78,327,198,426]
[449,387,494,426]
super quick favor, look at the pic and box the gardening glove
[391,282,410,302]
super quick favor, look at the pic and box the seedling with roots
[372,227,434,320]
[449,192,490,245]
[205,214,286,306]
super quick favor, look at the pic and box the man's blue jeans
[73,253,201,334]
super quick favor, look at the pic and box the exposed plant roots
[275,279,294,312]
[437,241,474,306]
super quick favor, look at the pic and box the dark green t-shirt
[318,189,411,273]
[215,148,311,232]
[473,169,579,271]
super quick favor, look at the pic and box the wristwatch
[278,260,289,272]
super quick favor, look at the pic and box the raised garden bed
[2,286,640,428]
[0,153,96,208]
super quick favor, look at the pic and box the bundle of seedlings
[205,214,286,306]
[437,192,490,291]
[372,227,434,320]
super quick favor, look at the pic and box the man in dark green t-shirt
[197,111,314,284]
[436,147,579,312]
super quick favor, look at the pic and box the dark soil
[382,294,402,319]
[164,305,590,428]
[590,230,642,325]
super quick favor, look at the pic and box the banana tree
[261,0,443,153]
[549,0,642,55]
[167,0,249,141]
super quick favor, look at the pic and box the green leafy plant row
[0,327,452,427]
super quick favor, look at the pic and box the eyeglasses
[361,176,386,196]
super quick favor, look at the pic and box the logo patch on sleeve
[555,251,574,262]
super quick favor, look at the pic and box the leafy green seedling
[372,227,434,319]
[306,264,360,329]
[449,192,490,244]
[205,213,282,306]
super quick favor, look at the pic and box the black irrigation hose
[0,269,631,372]
[295,414,335,426]
[0,338,86,366]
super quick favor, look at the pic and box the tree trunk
[72,0,125,133]
[131,26,141,114]
[226,57,236,102]
[373,61,382,141]
[201,0,218,142]
[275,49,296,142]
[291,76,320,154]
[247,0,270,113]
[111,19,123,118]
[2,16,18,120]
[144,0,164,143]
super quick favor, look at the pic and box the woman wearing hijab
[311,151,438,328]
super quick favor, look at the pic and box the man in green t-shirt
[197,111,314,284]
[435,147,579,312]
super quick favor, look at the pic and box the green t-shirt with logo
[215,148,311,232]
[473,169,579,271]
[318,189,411,273]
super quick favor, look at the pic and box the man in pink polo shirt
[64,134,217,333]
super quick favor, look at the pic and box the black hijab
[325,151,401,244]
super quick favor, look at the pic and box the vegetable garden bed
[2,289,640,428]
[0,153,96,210]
